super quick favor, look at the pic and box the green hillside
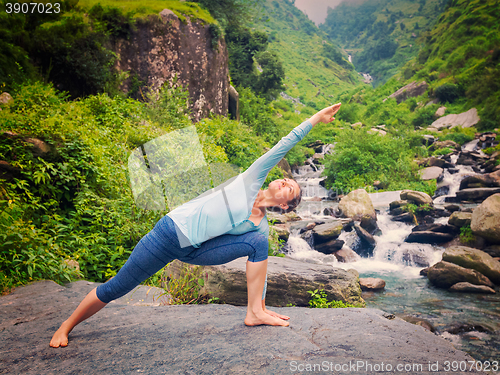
[403,0,500,128]
[319,0,500,193]
[320,0,448,85]
[252,0,363,109]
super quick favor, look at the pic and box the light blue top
[167,120,313,248]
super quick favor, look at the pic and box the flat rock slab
[0,280,480,374]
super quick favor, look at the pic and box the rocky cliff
[113,10,229,122]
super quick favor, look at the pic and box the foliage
[322,127,425,194]
[254,51,286,100]
[434,83,464,103]
[432,147,454,156]
[0,81,245,293]
[268,220,286,258]
[459,225,476,245]
[307,289,355,308]
[161,263,207,305]
[440,126,475,145]
[193,0,255,29]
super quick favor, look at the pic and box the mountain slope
[403,0,500,127]
[320,0,448,85]
[253,0,363,108]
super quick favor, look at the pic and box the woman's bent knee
[248,233,268,263]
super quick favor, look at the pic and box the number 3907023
[5,3,61,14]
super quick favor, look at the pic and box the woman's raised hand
[309,103,341,127]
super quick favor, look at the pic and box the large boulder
[385,81,428,104]
[400,190,433,206]
[170,257,366,307]
[427,261,494,288]
[471,193,500,243]
[338,189,376,220]
[459,170,500,189]
[428,108,480,130]
[442,246,500,284]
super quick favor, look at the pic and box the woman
[50,103,341,348]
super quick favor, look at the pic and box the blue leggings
[95,215,268,303]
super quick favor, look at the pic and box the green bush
[322,128,423,194]
[440,127,475,145]
[434,83,464,103]
[307,289,355,308]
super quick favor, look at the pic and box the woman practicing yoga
[50,103,341,348]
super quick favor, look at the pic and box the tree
[253,51,285,99]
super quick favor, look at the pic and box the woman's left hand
[309,103,341,127]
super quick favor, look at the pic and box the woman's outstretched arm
[243,103,342,184]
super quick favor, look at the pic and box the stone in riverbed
[483,245,500,257]
[360,214,379,234]
[460,170,500,189]
[412,223,460,234]
[354,223,376,245]
[314,239,345,255]
[445,205,461,213]
[427,261,494,289]
[405,231,455,244]
[389,200,409,210]
[442,245,500,284]
[391,212,415,223]
[455,187,500,202]
[338,189,376,220]
[419,166,443,180]
[401,248,430,267]
[271,224,290,242]
[448,211,472,227]
[400,190,433,206]
[334,246,360,263]
[471,193,500,244]
[449,282,496,294]
[359,277,385,291]
[312,222,344,243]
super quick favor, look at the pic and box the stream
[287,145,500,361]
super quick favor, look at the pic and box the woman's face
[268,178,300,208]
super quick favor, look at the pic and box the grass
[76,0,217,24]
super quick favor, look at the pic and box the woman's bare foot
[49,321,71,348]
[264,308,290,320]
[245,309,289,327]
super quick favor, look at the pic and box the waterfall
[286,137,500,361]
